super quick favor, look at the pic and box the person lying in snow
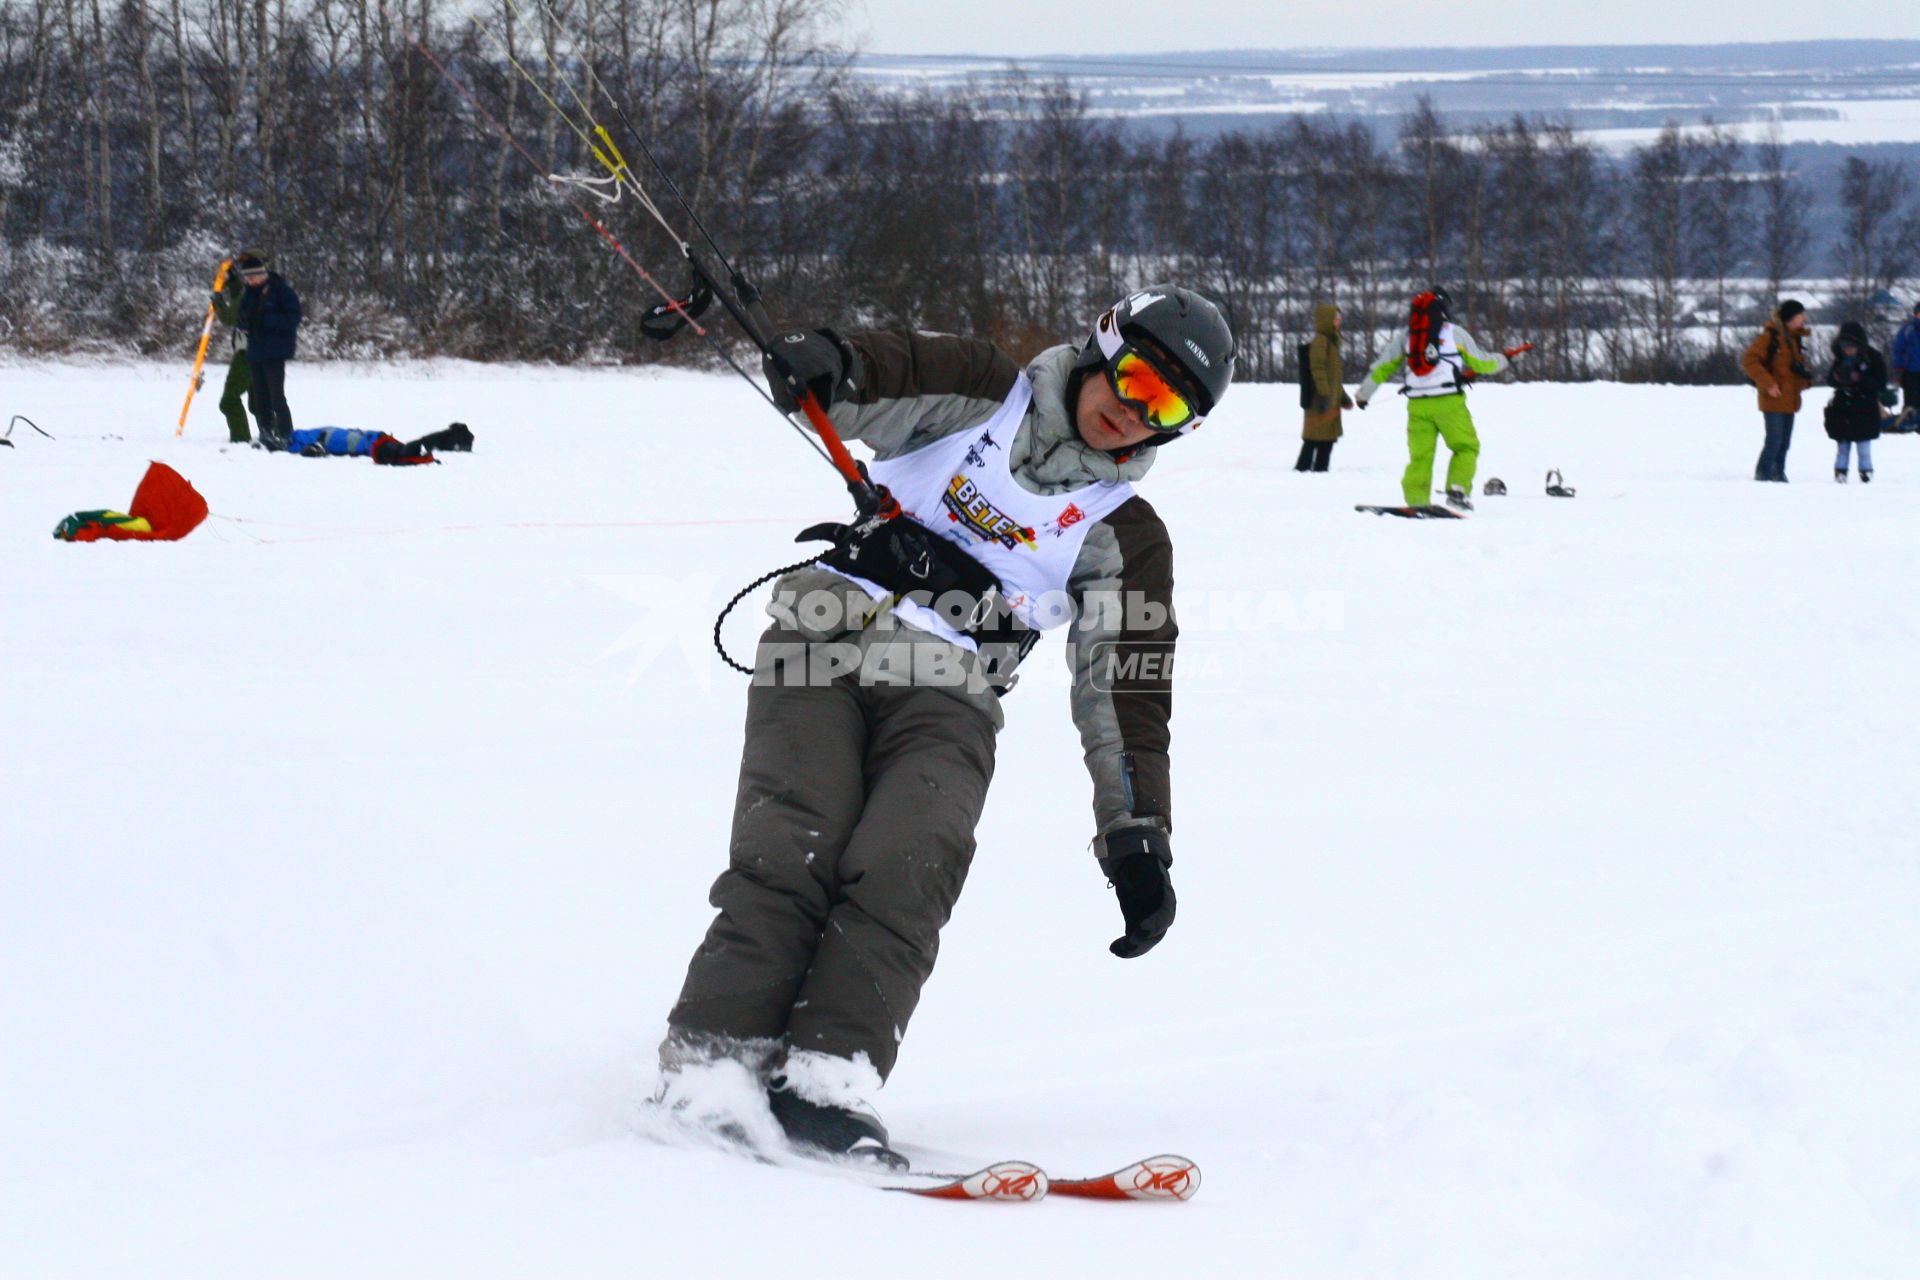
[257,422,473,464]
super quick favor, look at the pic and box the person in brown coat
[1740,299,1814,482]
[1297,302,1354,471]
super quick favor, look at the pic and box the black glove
[764,328,861,414]
[1099,825,1175,958]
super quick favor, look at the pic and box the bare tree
[1755,129,1811,309]
[1687,124,1749,355]
[1397,96,1458,283]
[1626,123,1696,378]
[1189,128,1288,381]
[1532,122,1613,379]
[1835,155,1917,318]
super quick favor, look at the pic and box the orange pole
[176,258,233,437]
[795,389,899,519]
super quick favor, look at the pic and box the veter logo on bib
[942,474,1037,549]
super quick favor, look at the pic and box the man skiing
[658,286,1234,1166]
[1354,288,1520,511]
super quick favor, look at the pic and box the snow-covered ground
[3,359,1917,1277]
[1585,97,1920,151]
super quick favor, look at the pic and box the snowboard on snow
[1355,503,1466,519]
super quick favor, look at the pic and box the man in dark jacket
[1825,321,1889,482]
[1893,300,1920,420]
[233,252,302,449]
[658,286,1234,1168]
[1740,299,1814,482]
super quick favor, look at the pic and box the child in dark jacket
[1825,321,1890,482]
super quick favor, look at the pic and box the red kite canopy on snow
[52,461,210,542]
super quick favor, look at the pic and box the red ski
[893,1160,1048,1201]
[1047,1154,1202,1202]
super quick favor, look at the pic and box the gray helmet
[1078,284,1236,437]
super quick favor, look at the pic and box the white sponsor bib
[833,373,1134,650]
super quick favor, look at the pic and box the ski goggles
[1106,349,1200,433]
[1091,307,1209,435]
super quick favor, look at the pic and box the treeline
[4,0,1920,382]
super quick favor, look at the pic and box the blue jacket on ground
[237,272,303,362]
[286,426,385,457]
[1893,319,1920,376]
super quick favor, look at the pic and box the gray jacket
[768,331,1178,839]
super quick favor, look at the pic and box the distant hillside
[853,41,1920,146]
[851,42,1920,268]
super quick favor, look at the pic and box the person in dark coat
[233,251,303,449]
[1824,321,1889,483]
[1297,302,1353,472]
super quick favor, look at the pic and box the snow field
[2,359,1916,1277]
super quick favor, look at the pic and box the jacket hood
[1834,320,1869,351]
[1012,343,1158,494]
[1313,303,1340,338]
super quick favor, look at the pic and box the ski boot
[768,1053,907,1171]
[1445,486,1474,512]
[652,1043,787,1159]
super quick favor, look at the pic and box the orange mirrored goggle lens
[1108,350,1197,431]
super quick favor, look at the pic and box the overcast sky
[838,0,1904,57]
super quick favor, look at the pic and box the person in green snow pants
[1403,394,1479,508]
[217,348,253,443]
[211,265,254,444]
[1354,288,1523,511]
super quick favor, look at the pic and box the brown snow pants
[667,630,997,1080]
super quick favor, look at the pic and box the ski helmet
[1075,285,1236,440]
